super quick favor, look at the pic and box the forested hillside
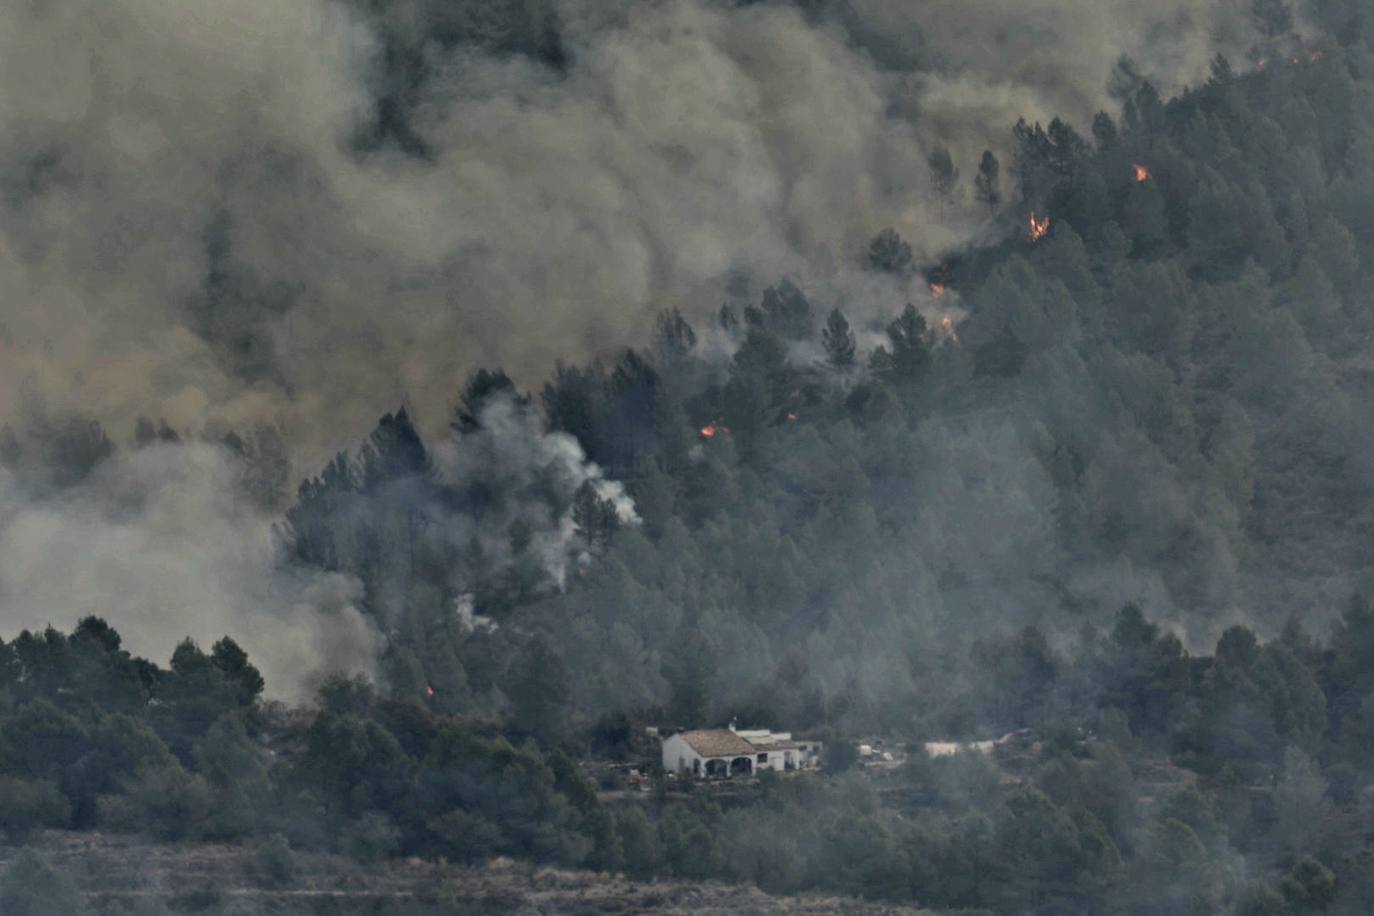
[11,0,1374,914]
[283,26,1374,742]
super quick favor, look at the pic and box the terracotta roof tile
[678,729,758,757]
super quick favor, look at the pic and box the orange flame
[424,685,435,698]
[930,281,946,298]
[939,315,960,345]
[786,412,798,422]
[1133,164,1151,183]
[700,421,729,438]
[1028,212,1051,242]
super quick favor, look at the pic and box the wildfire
[939,315,961,345]
[1028,212,1051,242]
[424,685,435,698]
[1133,164,1151,183]
[927,264,953,298]
[700,421,729,438]
[786,412,799,422]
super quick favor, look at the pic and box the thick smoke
[842,0,1270,157]
[0,441,379,702]
[0,0,1275,454]
[0,0,1282,691]
[0,393,638,693]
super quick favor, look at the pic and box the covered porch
[697,755,754,778]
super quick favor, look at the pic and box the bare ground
[1,831,936,915]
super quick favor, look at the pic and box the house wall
[750,745,817,771]
[753,750,787,771]
[661,734,701,775]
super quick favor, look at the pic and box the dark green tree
[358,407,429,491]
[572,480,621,550]
[1282,856,1337,914]
[509,635,571,743]
[870,304,931,387]
[928,144,960,204]
[975,150,1002,211]
[653,308,698,365]
[453,368,522,433]
[866,228,914,276]
[821,308,857,370]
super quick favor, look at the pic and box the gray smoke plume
[0,441,380,702]
[0,0,1277,455]
[0,0,1282,688]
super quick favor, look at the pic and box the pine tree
[865,228,914,276]
[975,150,1002,212]
[870,304,930,385]
[572,480,621,549]
[653,308,698,364]
[453,368,521,433]
[927,144,961,204]
[358,407,428,491]
[822,308,857,370]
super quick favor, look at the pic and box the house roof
[677,729,758,758]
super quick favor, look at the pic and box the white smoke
[0,442,380,702]
[435,394,639,591]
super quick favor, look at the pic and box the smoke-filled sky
[0,0,1272,454]
[0,444,381,701]
[0,0,1282,692]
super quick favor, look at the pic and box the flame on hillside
[1255,35,1325,72]
[1133,164,1151,183]
[700,421,729,439]
[1028,212,1050,242]
[927,264,953,299]
[938,315,961,345]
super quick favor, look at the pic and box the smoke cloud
[0,0,1276,453]
[0,442,379,702]
[0,0,1283,688]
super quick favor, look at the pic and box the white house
[661,723,821,778]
